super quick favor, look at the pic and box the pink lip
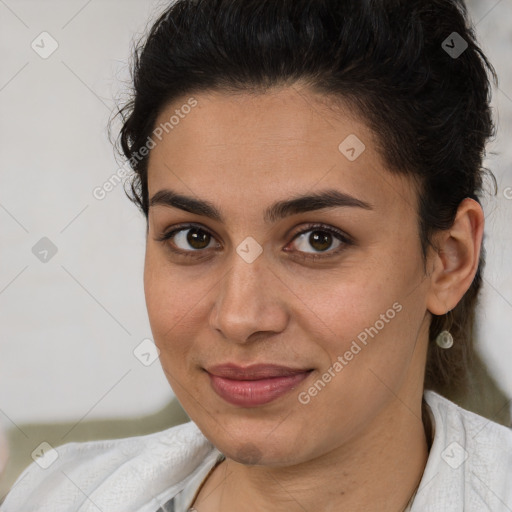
[206,364,313,407]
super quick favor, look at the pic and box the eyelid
[288,223,352,246]
[154,222,217,244]
[155,222,353,259]
[154,222,220,259]
[285,223,353,259]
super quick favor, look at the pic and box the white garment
[1,390,511,512]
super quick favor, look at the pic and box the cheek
[143,247,213,361]
[314,290,400,371]
[309,255,423,369]
[144,249,185,349]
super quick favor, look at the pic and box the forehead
[146,87,418,219]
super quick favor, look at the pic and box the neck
[193,395,430,512]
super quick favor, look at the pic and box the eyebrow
[149,188,373,224]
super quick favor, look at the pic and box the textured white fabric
[0,421,220,512]
[1,390,511,512]
[410,390,512,511]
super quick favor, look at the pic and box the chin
[201,420,309,467]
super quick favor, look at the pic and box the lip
[206,363,311,380]
[206,364,313,407]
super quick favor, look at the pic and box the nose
[209,249,289,345]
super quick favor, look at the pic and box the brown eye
[157,225,219,254]
[186,228,211,250]
[157,222,352,261]
[290,228,343,254]
[309,231,333,252]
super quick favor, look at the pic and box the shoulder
[0,421,216,512]
[413,390,512,511]
[424,389,512,457]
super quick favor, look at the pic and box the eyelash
[155,222,353,261]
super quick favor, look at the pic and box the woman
[2,0,511,510]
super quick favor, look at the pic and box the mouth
[205,363,314,407]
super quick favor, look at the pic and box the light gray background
[0,0,511,489]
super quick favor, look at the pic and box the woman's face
[144,86,433,466]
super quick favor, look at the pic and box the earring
[436,330,454,349]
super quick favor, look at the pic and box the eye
[156,222,352,261]
[156,224,220,258]
[285,223,352,259]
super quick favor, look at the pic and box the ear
[426,198,485,315]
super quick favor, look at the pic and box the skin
[143,85,484,512]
